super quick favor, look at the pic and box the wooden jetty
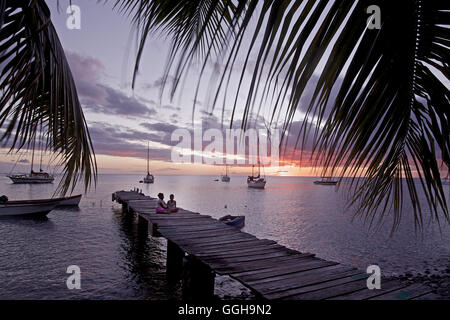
[112,190,440,300]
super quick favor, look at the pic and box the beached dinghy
[0,198,60,217]
[219,215,245,228]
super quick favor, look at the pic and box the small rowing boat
[219,215,245,228]
[57,194,82,206]
[0,194,82,217]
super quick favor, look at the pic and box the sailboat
[142,142,154,184]
[7,136,54,184]
[221,165,231,182]
[247,136,266,189]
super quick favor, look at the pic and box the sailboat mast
[30,135,36,173]
[257,134,260,176]
[39,131,43,172]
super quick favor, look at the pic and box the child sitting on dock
[167,194,178,213]
[156,193,170,214]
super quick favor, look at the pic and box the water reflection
[112,208,181,299]
[0,215,55,228]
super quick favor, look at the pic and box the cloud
[160,104,181,111]
[66,51,104,83]
[85,84,157,116]
[140,122,179,134]
[141,76,176,90]
[88,122,172,161]
[67,51,156,117]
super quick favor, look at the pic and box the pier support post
[137,215,148,237]
[166,240,184,282]
[182,255,215,300]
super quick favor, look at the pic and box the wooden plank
[170,236,254,249]
[140,211,210,219]
[158,221,228,229]
[178,241,279,255]
[264,273,368,300]
[128,199,155,203]
[161,229,242,240]
[182,239,276,251]
[413,292,443,300]
[263,270,366,300]
[203,251,296,265]
[142,213,209,219]
[169,237,258,252]
[195,244,286,258]
[150,219,220,228]
[141,208,199,214]
[175,237,261,249]
[146,214,210,220]
[231,257,322,277]
[196,248,289,260]
[284,276,369,300]
[213,254,316,274]
[329,279,408,300]
[249,264,352,287]
[166,231,244,241]
[157,222,234,231]
[118,196,149,201]
[163,230,251,241]
[233,259,339,282]
[369,283,433,300]
[252,266,361,295]
[158,224,231,233]
[166,232,255,244]
[153,222,221,229]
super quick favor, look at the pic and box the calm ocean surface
[0,174,449,299]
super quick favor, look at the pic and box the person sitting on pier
[156,193,170,214]
[167,194,178,213]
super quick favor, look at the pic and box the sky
[0,1,446,178]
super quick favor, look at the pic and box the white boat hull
[8,174,54,184]
[313,181,337,185]
[57,194,82,206]
[247,180,266,189]
[0,202,58,217]
[143,177,154,183]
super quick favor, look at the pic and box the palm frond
[0,0,97,194]
[122,0,449,230]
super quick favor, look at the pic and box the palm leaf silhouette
[119,0,449,230]
[0,0,96,194]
